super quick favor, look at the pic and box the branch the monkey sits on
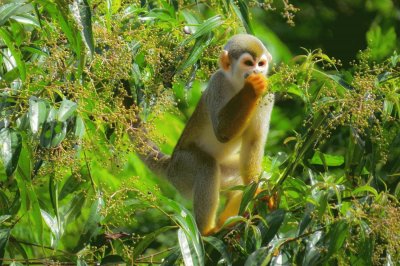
[132,34,274,235]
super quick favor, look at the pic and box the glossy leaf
[259,209,285,244]
[0,128,22,177]
[0,28,26,81]
[179,15,223,47]
[75,116,85,139]
[0,3,26,26]
[203,236,233,266]
[40,121,67,148]
[70,0,94,56]
[161,196,204,266]
[57,99,77,122]
[29,96,50,134]
[0,228,10,262]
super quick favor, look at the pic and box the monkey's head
[219,34,272,89]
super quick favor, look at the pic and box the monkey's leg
[217,191,242,228]
[168,147,221,235]
[218,156,243,228]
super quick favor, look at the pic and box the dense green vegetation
[0,0,399,265]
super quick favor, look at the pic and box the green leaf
[8,244,27,265]
[0,228,10,262]
[298,212,312,236]
[9,263,24,266]
[0,28,26,81]
[177,36,212,73]
[203,236,233,266]
[70,0,95,56]
[0,128,22,177]
[178,228,197,266]
[367,25,397,61]
[352,185,378,197]
[0,2,26,26]
[58,99,78,122]
[74,194,104,252]
[245,247,271,266]
[302,231,323,265]
[309,151,344,167]
[260,209,285,244]
[326,220,349,258]
[60,192,85,226]
[231,0,253,34]
[37,0,84,77]
[180,15,223,47]
[239,182,258,215]
[0,215,11,224]
[10,14,40,27]
[49,175,60,235]
[161,196,204,266]
[160,247,181,266]
[40,209,60,239]
[74,116,85,139]
[40,121,67,148]
[29,96,50,134]
[59,174,86,200]
[132,226,176,260]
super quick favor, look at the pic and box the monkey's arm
[212,74,267,143]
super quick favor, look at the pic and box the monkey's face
[229,52,270,88]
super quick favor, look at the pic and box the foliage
[0,0,399,265]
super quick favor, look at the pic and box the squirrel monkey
[133,34,274,235]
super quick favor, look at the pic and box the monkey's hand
[245,73,268,97]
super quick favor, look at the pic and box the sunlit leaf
[178,229,195,266]
[70,0,94,56]
[352,185,378,197]
[0,2,33,26]
[75,115,85,139]
[161,196,204,266]
[29,96,50,134]
[58,99,77,122]
[0,28,26,81]
[309,151,344,167]
[179,15,223,47]
[0,128,22,177]
[40,209,59,238]
[231,0,253,34]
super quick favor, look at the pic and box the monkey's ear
[219,50,230,71]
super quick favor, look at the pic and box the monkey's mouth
[244,70,261,78]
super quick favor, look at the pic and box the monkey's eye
[258,61,266,67]
[244,60,254,66]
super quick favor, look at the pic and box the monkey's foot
[202,226,220,236]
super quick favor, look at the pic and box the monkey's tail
[128,123,171,178]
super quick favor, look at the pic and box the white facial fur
[226,52,270,92]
